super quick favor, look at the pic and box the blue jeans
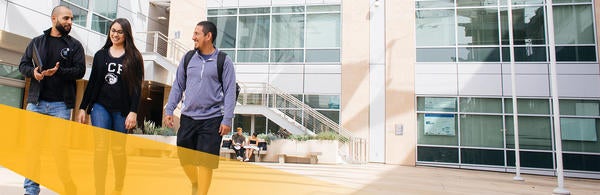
[24,101,72,195]
[90,103,128,194]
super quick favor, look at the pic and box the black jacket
[18,28,86,108]
[79,49,141,117]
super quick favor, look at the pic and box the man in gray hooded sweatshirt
[164,21,236,195]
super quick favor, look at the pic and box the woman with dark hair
[243,132,260,162]
[76,18,144,195]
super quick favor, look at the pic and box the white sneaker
[244,158,249,162]
[236,156,242,161]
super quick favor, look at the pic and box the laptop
[31,44,43,73]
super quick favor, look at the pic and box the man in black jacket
[18,5,85,195]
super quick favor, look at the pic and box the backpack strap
[217,51,227,84]
[182,50,196,81]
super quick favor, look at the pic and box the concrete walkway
[1,163,599,195]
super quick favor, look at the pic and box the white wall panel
[207,0,221,8]
[557,75,600,98]
[9,0,52,17]
[458,63,501,74]
[272,0,306,6]
[269,65,303,74]
[415,74,458,95]
[557,63,600,75]
[235,64,269,74]
[269,73,303,94]
[502,75,549,97]
[304,74,340,94]
[415,63,456,74]
[501,63,548,74]
[458,74,502,96]
[237,73,268,83]
[305,65,341,74]
[239,0,270,7]
[221,0,239,7]
[0,0,7,30]
[324,0,341,4]
[5,3,50,38]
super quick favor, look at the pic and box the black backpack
[183,50,240,100]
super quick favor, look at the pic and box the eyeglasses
[111,29,124,35]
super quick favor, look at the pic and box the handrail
[236,82,367,163]
[135,31,188,65]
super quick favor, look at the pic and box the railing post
[153,33,158,53]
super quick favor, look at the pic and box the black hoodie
[18,28,86,109]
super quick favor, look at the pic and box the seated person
[243,132,260,162]
[231,127,246,161]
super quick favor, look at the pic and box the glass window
[507,151,554,168]
[237,50,268,62]
[417,146,459,163]
[273,6,305,13]
[502,47,547,62]
[239,7,270,14]
[93,0,117,19]
[416,48,456,62]
[0,84,24,108]
[208,8,237,16]
[560,100,600,116]
[563,153,600,172]
[553,0,593,3]
[416,10,455,46]
[461,148,504,166]
[416,0,454,9]
[556,46,596,62]
[306,49,340,62]
[561,118,600,153]
[317,110,340,124]
[65,0,88,8]
[238,16,270,48]
[208,16,237,48]
[500,6,546,45]
[271,49,303,63]
[220,50,236,62]
[457,0,497,6]
[306,14,340,48]
[60,1,88,27]
[500,0,544,5]
[305,95,340,109]
[457,47,500,62]
[504,99,550,114]
[0,64,24,80]
[91,14,111,35]
[460,115,504,148]
[267,119,282,135]
[271,14,304,48]
[505,116,552,150]
[418,114,459,146]
[457,8,499,45]
[417,97,457,112]
[460,97,502,113]
[255,116,267,135]
[553,5,595,44]
[307,5,340,12]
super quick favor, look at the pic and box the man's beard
[55,22,71,36]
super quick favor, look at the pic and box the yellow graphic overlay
[0,105,350,194]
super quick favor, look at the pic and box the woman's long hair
[102,18,144,96]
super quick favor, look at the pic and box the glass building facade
[415,0,599,175]
[208,4,342,130]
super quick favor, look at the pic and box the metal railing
[135,31,188,64]
[237,82,367,163]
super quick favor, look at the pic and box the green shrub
[257,133,279,144]
[133,120,175,136]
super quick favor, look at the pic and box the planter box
[264,139,342,164]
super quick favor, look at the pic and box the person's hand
[219,124,231,136]
[42,62,59,77]
[164,115,174,128]
[125,112,137,130]
[76,109,87,123]
[33,67,44,81]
